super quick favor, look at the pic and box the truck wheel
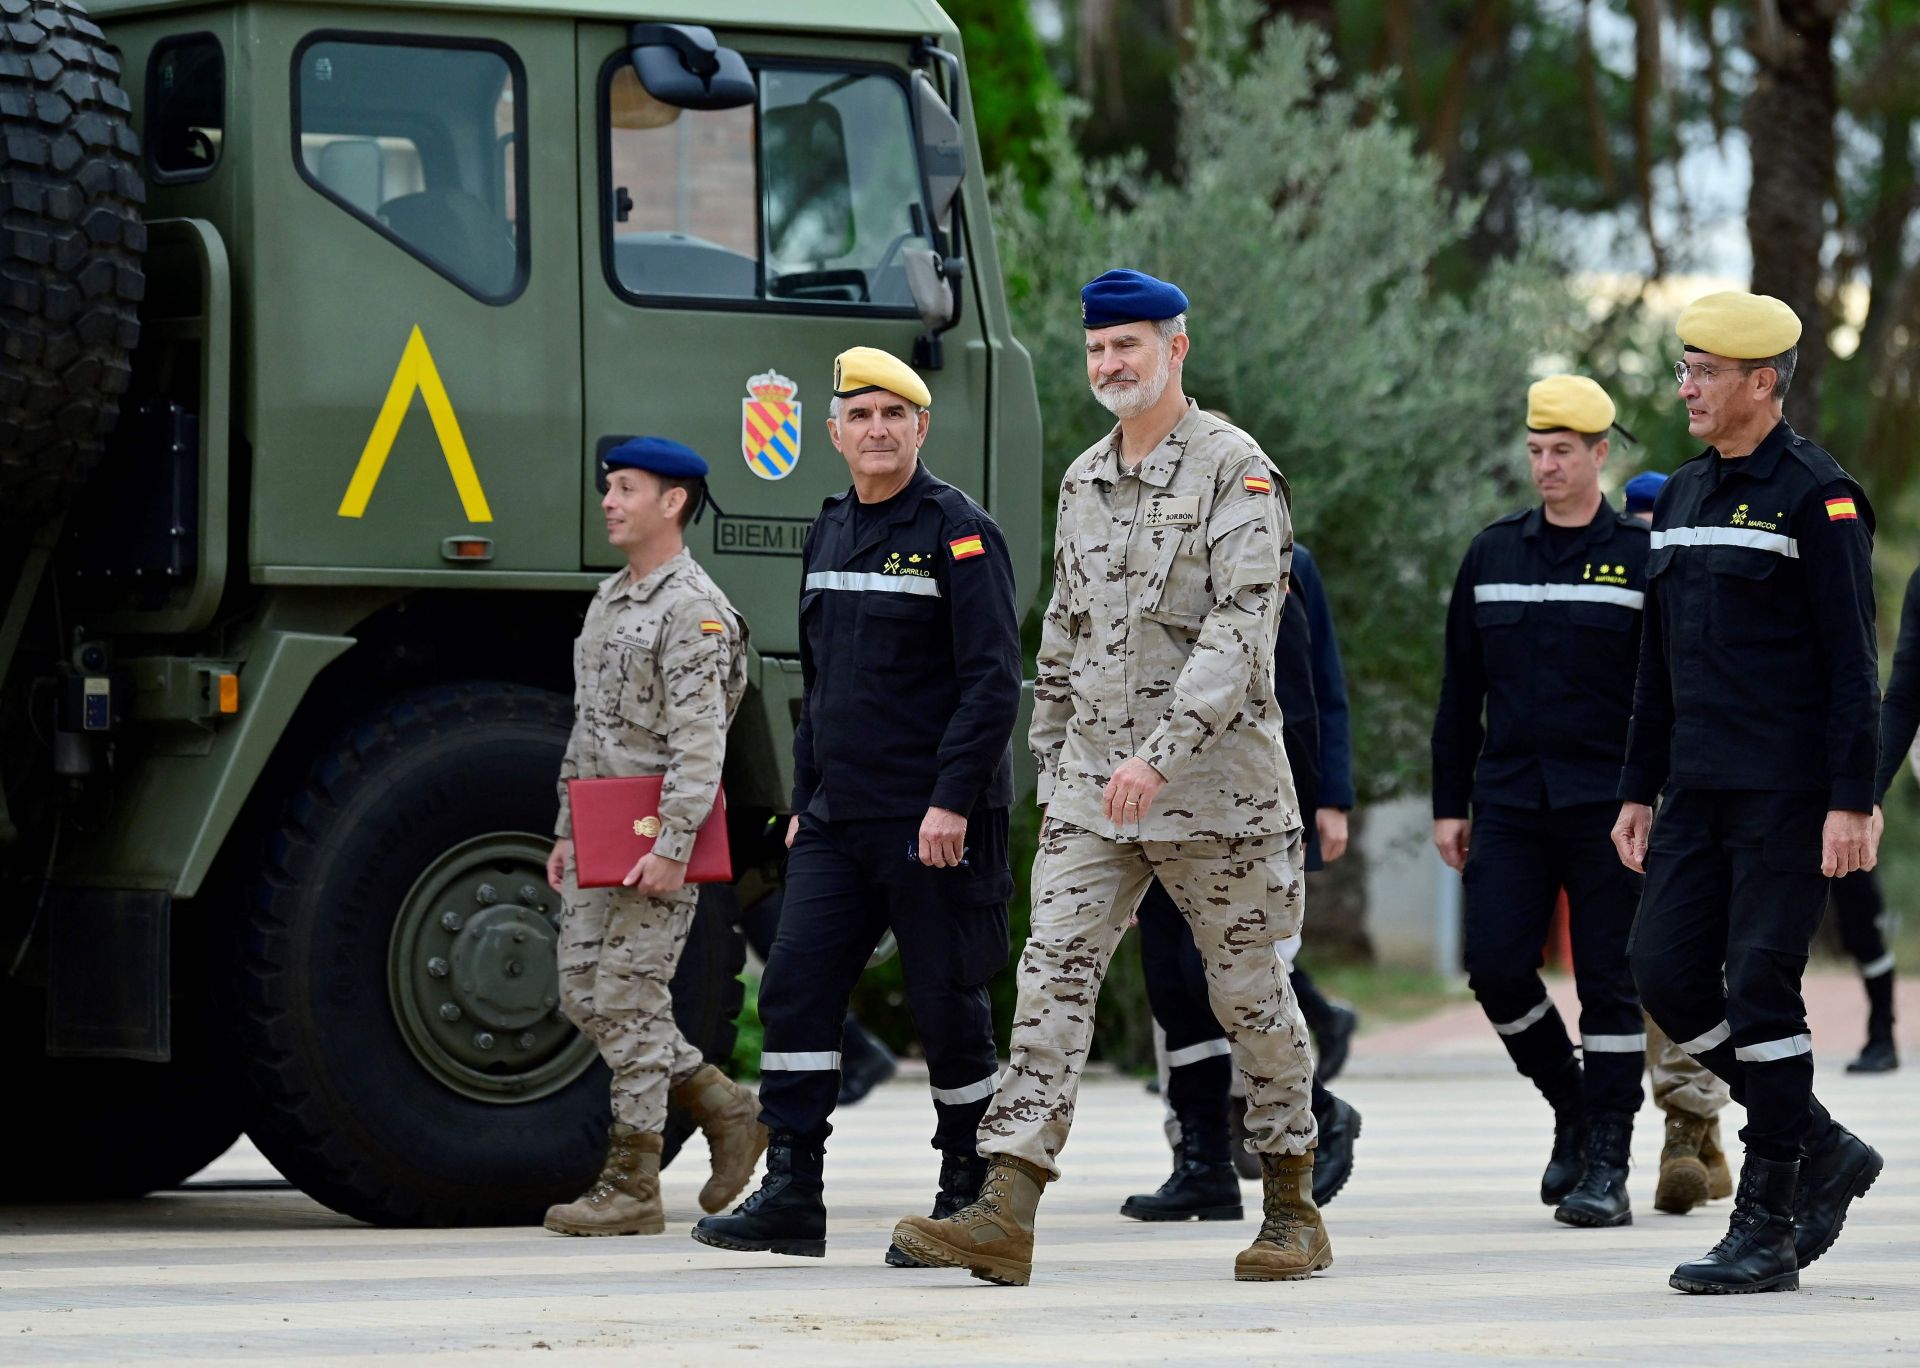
[0,0,145,535]
[231,683,744,1227]
[0,993,241,1201]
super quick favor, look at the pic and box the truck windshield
[604,62,931,312]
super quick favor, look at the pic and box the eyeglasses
[1672,361,1760,386]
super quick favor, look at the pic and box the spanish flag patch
[949,534,986,560]
[700,619,726,634]
[1243,474,1273,494]
[1825,497,1859,522]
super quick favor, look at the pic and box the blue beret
[1624,471,1668,513]
[1081,268,1189,329]
[603,436,708,479]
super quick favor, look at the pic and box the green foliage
[993,3,1573,801]
[944,0,1061,184]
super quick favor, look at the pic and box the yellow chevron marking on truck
[337,325,493,522]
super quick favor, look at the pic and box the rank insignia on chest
[949,534,986,560]
[1243,474,1272,494]
[1144,495,1200,528]
[1826,497,1859,521]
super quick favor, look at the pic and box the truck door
[251,17,582,576]
[574,22,990,659]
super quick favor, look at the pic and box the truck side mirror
[911,71,965,228]
[904,250,954,333]
[627,23,753,111]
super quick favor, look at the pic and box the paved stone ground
[3,972,1916,1366]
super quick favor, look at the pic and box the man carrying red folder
[692,347,1023,1263]
[542,435,764,1237]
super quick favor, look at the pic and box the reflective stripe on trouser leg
[1645,1013,1730,1118]
[752,817,890,1142]
[1152,830,1316,1156]
[1860,952,1896,979]
[930,1072,1001,1106]
[978,819,1157,1178]
[1733,1034,1812,1063]
[556,883,705,1132]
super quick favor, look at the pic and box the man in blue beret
[1624,471,1667,522]
[895,271,1332,1286]
[541,436,764,1237]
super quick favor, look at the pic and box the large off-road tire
[230,682,745,1227]
[0,975,242,1201]
[0,0,145,535]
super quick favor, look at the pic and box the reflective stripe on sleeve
[1733,1033,1813,1063]
[804,570,942,597]
[1650,526,1799,558]
[1472,583,1645,610]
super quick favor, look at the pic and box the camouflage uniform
[981,402,1316,1177]
[554,548,748,1132]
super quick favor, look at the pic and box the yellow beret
[832,346,930,408]
[1527,375,1615,434]
[1676,291,1801,359]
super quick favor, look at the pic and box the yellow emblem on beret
[1675,291,1802,359]
[1526,375,1615,435]
[831,346,931,409]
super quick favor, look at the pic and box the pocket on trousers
[950,901,1013,987]
[1261,838,1306,943]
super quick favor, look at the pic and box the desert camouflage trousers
[1645,1012,1731,1119]
[558,881,706,1131]
[979,818,1317,1177]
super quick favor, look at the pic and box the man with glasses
[1432,375,1650,1230]
[1614,291,1884,1294]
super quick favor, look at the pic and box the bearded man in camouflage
[890,270,1329,1287]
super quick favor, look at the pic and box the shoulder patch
[1243,473,1273,494]
[949,532,987,561]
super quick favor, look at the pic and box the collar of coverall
[823,457,934,527]
[1520,495,1619,556]
[1087,398,1202,489]
[610,545,692,603]
[1702,417,1794,479]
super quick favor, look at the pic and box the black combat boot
[689,1131,826,1257]
[1793,1121,1884,1268]
[887,1150,988,1266]
[1845,972,1898,1074]
[1538,1060,1587,1205]
[1669,1153,1799,1294]
[1121,1101,1243,1221]
[1554,1111,1633,1227]
[1311,1093,1362,1206]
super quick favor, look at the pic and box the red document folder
[566,777,732,888]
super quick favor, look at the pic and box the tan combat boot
[1655,1112,1711,1214]
[889,1154,1048,1286]
[1235,1149,1333,1281]
[543,1126,664,1236]
[1701,1116,1733,1201]
[671,1063,769,1214]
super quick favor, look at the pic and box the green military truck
[0,0,1040,1225]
